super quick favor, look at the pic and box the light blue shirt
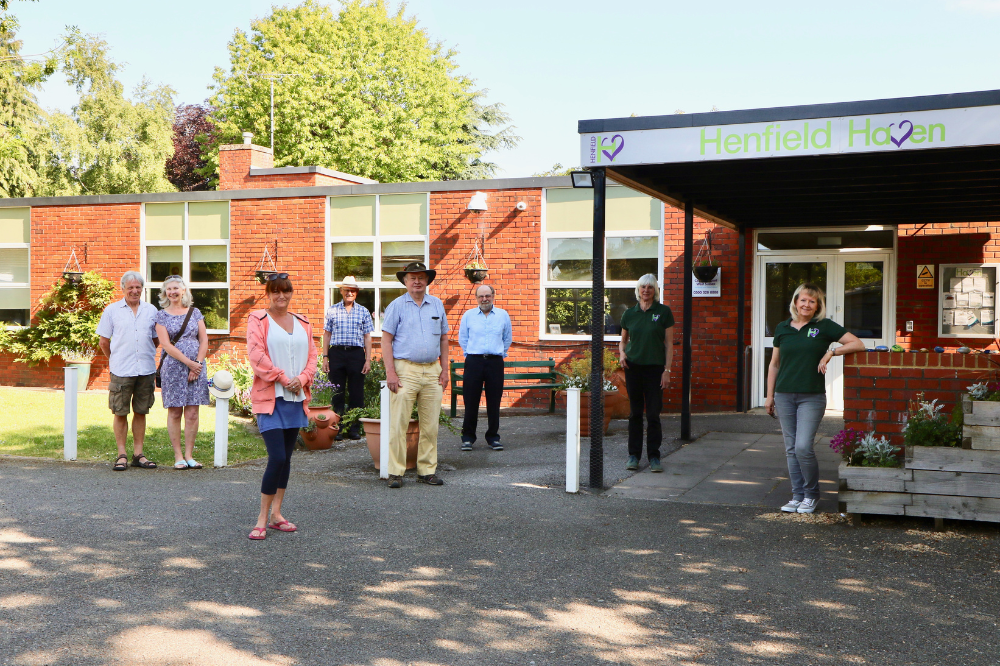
[381,292,449,364]
[459,306,512,357]
[95,299,158,377]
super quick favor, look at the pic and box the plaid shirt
[323,301,374,347]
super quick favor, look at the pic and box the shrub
[557,348,619,391]
[830,427,865,463]
[206,353,254,418]
[902,396,962,448]
[856,433,902,468]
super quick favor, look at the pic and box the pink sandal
[248,526,267,540]
[267,519,297,532]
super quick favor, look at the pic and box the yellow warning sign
[917,264,935,289]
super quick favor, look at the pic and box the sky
[10,0,1000,179]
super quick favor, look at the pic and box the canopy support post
[681,201,693,441]
[589,167,607,489]
[736,226,747,412]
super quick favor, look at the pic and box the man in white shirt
[96,271,160,471]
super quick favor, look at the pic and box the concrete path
[607,432,842,514]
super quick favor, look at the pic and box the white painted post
[566,387,581,493]
[379,381,390,479]
[63,366,78,461]
[214,398,229,468]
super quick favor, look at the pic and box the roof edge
[578,89,1000,133]
[248,166,379,185]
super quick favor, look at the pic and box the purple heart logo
[890,120,913,148]
[602,134,624,161]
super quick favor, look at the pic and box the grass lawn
[0,387,266,465]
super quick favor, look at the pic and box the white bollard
[379,381,391,479]
[63,366,78,461]
[214,398,229,468]
[566,387,581,493]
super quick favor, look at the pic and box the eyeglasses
[266,273,290,281]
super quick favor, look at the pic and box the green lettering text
[724,134,742,154]
[848,118,870,147]
[812,121,832,149]
[929,123,945,142]
[910,124,927,143]
[763,125,774,151]
[783,130,801,150]
[701,128,722,155]
[803,122,810,149]
[744,133,761,152]
[872,125,891,146]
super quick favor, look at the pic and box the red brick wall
[843,351,998,443]
[896,223,999,351]
[218,144,273,190]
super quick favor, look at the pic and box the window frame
[0,207,31,330]
[140,201,231,334]
[539,187,665,341]
[326,193,430,335]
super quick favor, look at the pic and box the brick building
[2,116,999,425]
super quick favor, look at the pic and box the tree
[166,103,214,191]
[205,0,517,184]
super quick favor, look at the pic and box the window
[541,187,662,338]
[328,194,428,332]
[0,207,30,327]
[143,201,230,332]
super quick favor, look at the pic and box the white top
[266,314,310,403]
[95,299,159,377]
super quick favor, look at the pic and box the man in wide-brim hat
[379,262,449,488]
[322,275,374,440]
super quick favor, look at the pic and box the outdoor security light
[570,171,594,188]
[467,192,488,211]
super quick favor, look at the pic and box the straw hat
[209,370,237,400]
[338,276,361,290]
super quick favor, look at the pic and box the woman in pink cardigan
[246,274,317,540]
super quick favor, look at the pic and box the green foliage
[902,397,962,448]
[1,271,113,365]
[557,348,620,391]
[856,433,902,468]
[339,357,457,434]
[204,0,517,185]
[206,353,255,418]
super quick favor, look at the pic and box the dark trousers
[260,428,298,495]
[624,363,664,459]
[329,345,365,432]
[462,354,504,442]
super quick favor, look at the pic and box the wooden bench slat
[449,358,560,417]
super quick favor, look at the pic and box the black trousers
[328,345,365,431]
[624,363,664,459]
[462,354,504,442]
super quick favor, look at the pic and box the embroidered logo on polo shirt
[652,314,660,321]
[807,327,819,338]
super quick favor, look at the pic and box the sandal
[173,461,188,470]
[131,454,157,469]
[185,459,203,469]
[248,526,267,540]
[112,454,128,471]
[267,519,297,532]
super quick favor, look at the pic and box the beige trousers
[388,359,443,477]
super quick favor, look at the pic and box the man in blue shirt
[381,262,450,488]
[458,284,512,451]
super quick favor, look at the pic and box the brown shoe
[387,475,402,489]
[417,474,443,486]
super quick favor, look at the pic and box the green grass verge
[0,387,266,465]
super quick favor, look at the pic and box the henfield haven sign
[581,105,1000,166]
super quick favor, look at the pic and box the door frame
[751,227,897,410]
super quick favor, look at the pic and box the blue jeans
[773,392,826,501]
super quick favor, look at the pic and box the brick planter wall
[844,351,1000,443]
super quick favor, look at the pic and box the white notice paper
[974,277,988,292]
[985,293,996,307]
[942,310,953,326]
[950,277,963,291]
[957,292,970,307]
[962,277,977,291]
[943,293,956,309]
[983,309,995,325]
[971,292,984,308]
[954,309,974,326]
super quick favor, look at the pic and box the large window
[542,187,662,338]
[328,194,428,332]
[143,201,230,332]
[0,207,30,327]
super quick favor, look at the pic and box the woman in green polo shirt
[619,273,675,473]
[765,283,864,514]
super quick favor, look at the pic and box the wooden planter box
[962,395,1000,451]
[839,444,1000,523]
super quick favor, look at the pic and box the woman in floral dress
[155,276,210,469]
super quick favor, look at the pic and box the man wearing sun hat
[380,262,450,488]
[322,275,374,440]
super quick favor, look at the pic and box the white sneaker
[781,499,802,513]
[797,498,818,514]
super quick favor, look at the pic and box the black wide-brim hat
[396,261,437,284]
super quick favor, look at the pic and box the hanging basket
[465,268,488,283]
[62,272,84,284]
[693,266,719,282]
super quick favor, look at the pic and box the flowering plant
[310,371,339,407]
[856,433,902,468]
[830,427,865,463]
[967,381,1000,401]
[902,393,962,448]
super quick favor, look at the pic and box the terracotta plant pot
[606,369,631,419]
[300,405,340,450]
[360,418,419,470]
[579,391,617,436]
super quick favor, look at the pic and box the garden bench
[450,359,560,417]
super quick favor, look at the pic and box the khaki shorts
[108,373,156,416]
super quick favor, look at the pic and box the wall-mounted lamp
[467,192,488,211]
[570,170,594,188]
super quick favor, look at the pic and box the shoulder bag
[155,307,195,388]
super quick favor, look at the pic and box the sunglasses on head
[164,275,183,281]
[266,273,290,281]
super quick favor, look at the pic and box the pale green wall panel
[379,194,427,236]
[330,196,376,236]
[0,207,30,244]
[145,203,185,240]
[188,201,230,240]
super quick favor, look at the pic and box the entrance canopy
[578,90,1000,228]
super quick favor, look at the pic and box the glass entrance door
[754,253,893,411]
